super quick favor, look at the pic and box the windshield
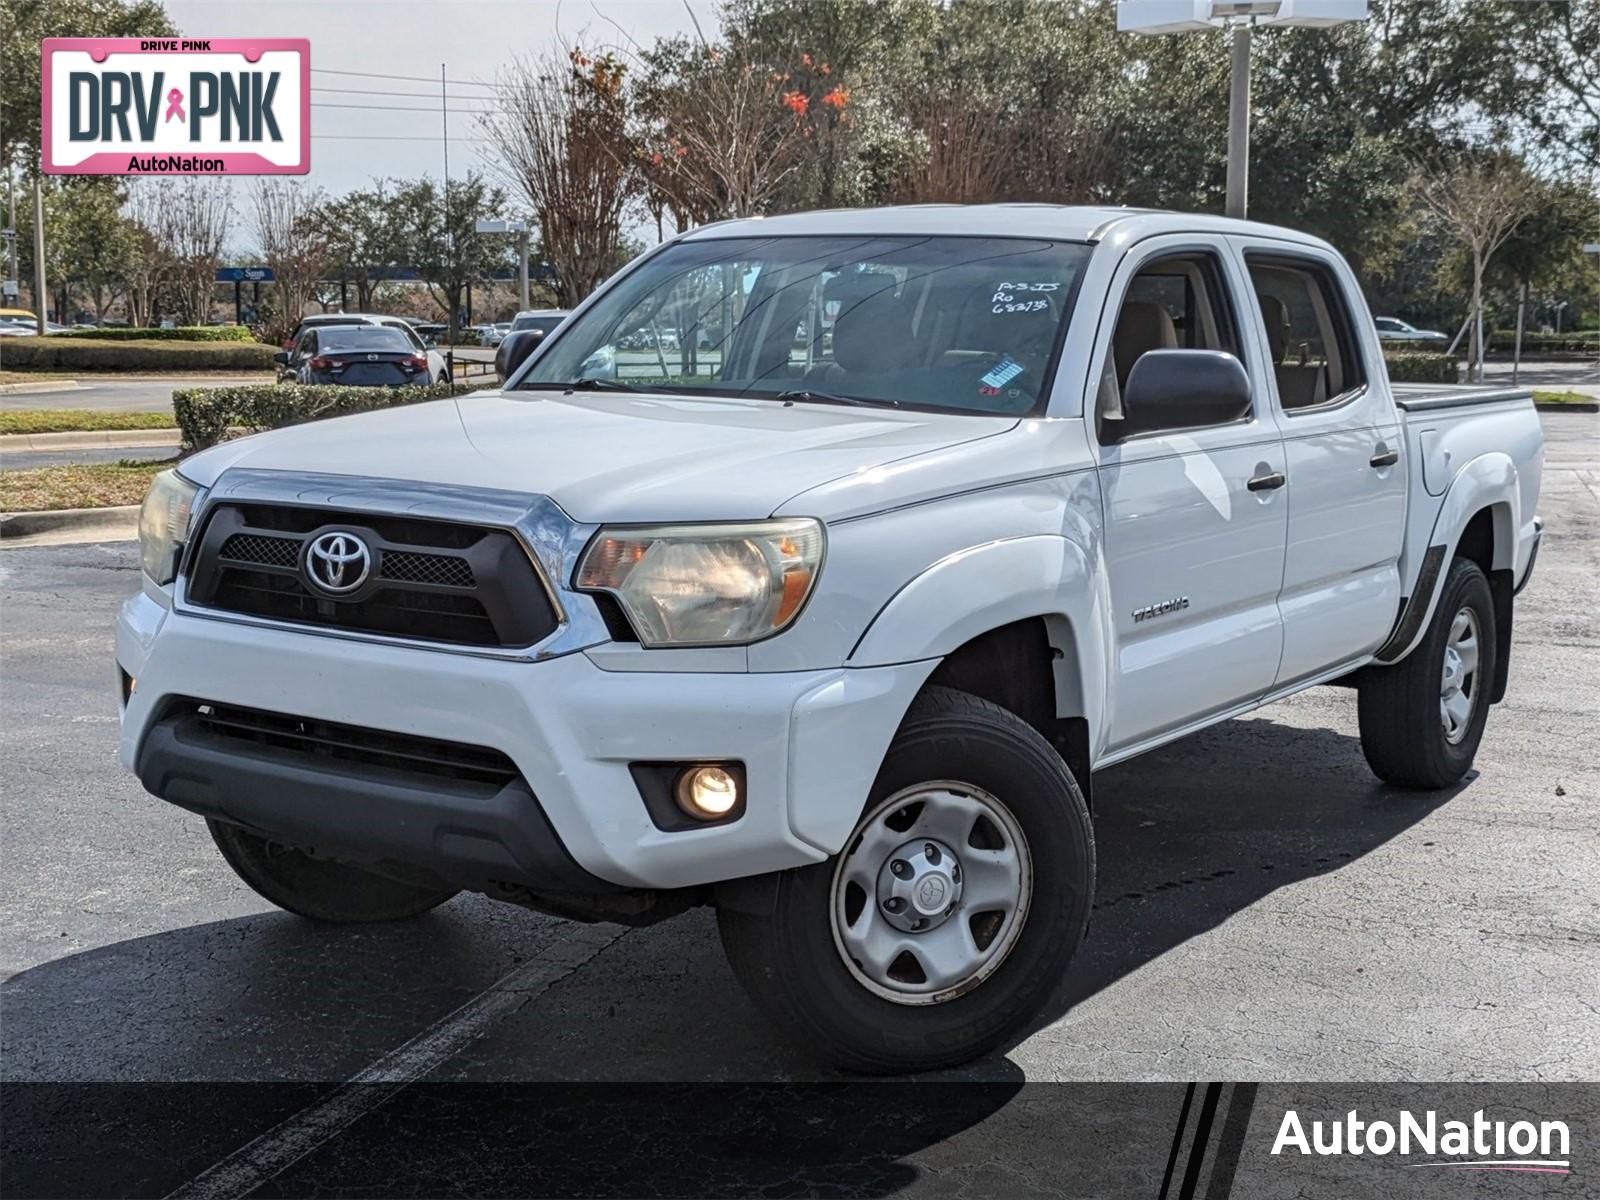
[518,235,1091,415]
[318,327,413,353]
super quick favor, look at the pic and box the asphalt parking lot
[2,413,1595,1185]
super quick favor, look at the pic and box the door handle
[1247,471,1286,492]
[1370,449,1399,468]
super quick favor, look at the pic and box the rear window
[512,315,564,336]
[317,327,413,353]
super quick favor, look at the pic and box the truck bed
[1390,382,1533,413]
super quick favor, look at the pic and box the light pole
[1118,1,1369,220]
[476,218,532,312]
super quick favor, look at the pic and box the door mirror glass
[272,350,290,365]
[1118,349,1251,439]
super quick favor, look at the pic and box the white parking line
[164,923,627,1200]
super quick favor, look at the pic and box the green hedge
[172,381,495,452]
[1383,352,1459,383]
[50,325,257,342]
[0,337,277,372]
[1488,330,1598,354]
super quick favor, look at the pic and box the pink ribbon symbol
[164,88,185,123]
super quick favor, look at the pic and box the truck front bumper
[117,593,935,892]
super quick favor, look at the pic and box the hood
[179,389,1017,523]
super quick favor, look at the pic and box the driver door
[1090,236,1288,756]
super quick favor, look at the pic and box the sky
[164,0,718,202]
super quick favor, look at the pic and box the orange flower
[821,86,850,109]
[650,152,664,166]
[782,90,809,115]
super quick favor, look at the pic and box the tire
[207,819,458,923]
[1358,556,1496,789]
[718,686,1095,1074]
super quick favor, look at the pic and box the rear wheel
[208,820,458,923]
[718,687,1094,1074]
[1358,556,1496,789]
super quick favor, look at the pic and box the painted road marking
[164,923,627,1200]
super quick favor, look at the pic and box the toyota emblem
[366,353,378,361]
[304,531,372,595]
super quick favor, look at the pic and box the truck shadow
[1,713,1465,1196]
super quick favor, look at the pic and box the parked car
[486,322,513,347]
[120,206,1543,1074]
[274,324,434,386]
[1374,316,1449,346]
[284,313,450,383]
[0,312,68,334]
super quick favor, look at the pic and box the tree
[167,178,232,324]
[1489,1,1600,170]
[2,0,176,171]
[252,178,329,341]
[1412,151,1541,380]
[400,174,513,329]
[122,179,177,327]
[319,181,415,311]
[482,49,635,307]
[634,40,837,223]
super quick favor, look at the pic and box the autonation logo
[1272,1108,1572,1175]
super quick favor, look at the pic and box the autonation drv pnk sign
[42,38,309,175]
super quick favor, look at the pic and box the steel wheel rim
[1440,605,1481,745]
[829,781,1032,1006]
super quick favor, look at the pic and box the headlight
[138,469,200,585]
[576,519,824,647]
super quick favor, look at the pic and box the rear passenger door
[1233,243,1407,687]
[1090,236,1288,755]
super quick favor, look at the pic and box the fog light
[675,765,740,819]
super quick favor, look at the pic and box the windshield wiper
[567,377,639,392]
[775,389,901,409]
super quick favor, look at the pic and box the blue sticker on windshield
[980,358,1025,389]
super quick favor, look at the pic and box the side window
[1246,257,1366,411]
[295,330,316,358]
[395,322,426,352]
[1097,251,1242,436]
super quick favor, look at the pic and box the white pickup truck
[119,206,1544,1073]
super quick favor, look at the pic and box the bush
[51,325,257,342]
[0,337,276,372]
[172,381,496,452]
[1383,352,1459,384]
[1488,330,1598,354]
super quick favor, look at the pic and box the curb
[0,504,141,539]
[1535,401,1598,414]
[1,428,180,452]
[0,379,80,395]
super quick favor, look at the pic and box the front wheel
[208,820,459,923]
[718,687,1095,1074]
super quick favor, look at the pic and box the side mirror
[1119,350,1251,439]
[496,328,545,379]
[273,350,291,365]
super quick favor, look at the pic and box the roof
[679,203,1327,248]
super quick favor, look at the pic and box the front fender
[847,533,1110,738]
